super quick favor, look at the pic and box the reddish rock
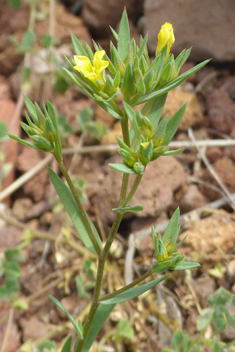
[207,89,235,134]
[97,155,187,224]
[82,0,142,37]
[143,0,235,62]
[0,76,18,205]
[200,156,235,200]
[206,147,223,164]
[179,185,208,213]
[0,3,29,75]
[21,316,48,342]
[16,147,50,202]
[163,89,204,131]
[35,2,92,46]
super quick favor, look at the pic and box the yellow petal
[93,50,109,73]
[73,55,93,74]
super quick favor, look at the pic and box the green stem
[100,269,153,302]
[123,174,142,206]
[56,157,101,256]
[76,173,141,351]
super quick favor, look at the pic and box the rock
[0,225,23,251]
[21,316,48,342]
[179,185,208,213]
[97,155,187,224]
[0,77,18,205]
[207,89,235,134]
[0,3,29,75]
[101,121,123,146]
[163,89,204,131]
[16,147,50,202]
[143,0,235,62]
[200,156,235,201]
[12,198,33,221]
[35,2,92,46]
[82,0,142,37]
[206,147,223,164]
[193,275,216,305]
[179,213,235,258]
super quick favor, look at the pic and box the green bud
[118,149,138,167]
[31,135,53,151]
[152,145,170,160]
[139,139,153,165]
[133,161,145,174]
[104,75,117,96]
[136,111,153,139]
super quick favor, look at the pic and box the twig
[0,307,14,352]
[62,138,235,155]
[0,154,53,202]
[124,234,135,285]
[188,128,235,211]
[135,192,235,241]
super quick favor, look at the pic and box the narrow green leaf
[8,134,43,151]
[161,148,184,156]
[81,304,115,352]
[172,261,200,270]
[121,63,135,99]
[71,33,87,56]
[163,104,187,145]
[141,93,167,130]
[162,208,180,244]
[101,275,168,305]
[61,335,72,352]
[134,60,210,105]
[110,27,119,42]
[112,205,144,213]
[117,9,130,61]
[109,163,136,174]
[24,95,39,127]
[48,168,102,255]
[50,296,83,339]
[138,34,149,60]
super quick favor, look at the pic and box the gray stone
[143,0,235,62]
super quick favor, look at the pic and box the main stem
[75,115,138,351]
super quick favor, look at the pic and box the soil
[0,1,235,352]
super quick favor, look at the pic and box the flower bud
[133,162,145,174]
[155,22,175,57]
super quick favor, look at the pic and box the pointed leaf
[163,104,187,145]
[134,60,210,105]
[109,163,136,174]
[100,275,168,305]
[71,33,87,56]
[8,134,44,151]
[50,296,83,339]
[162,208,180,244]
[48,167,102,255]
[81,304,115,352]
[117,9,130,61]
[112,205,143,214]
[61,336,72,352]
[172,261,200,270]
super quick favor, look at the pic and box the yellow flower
[155,22,175,57]
[73,50,109,87]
